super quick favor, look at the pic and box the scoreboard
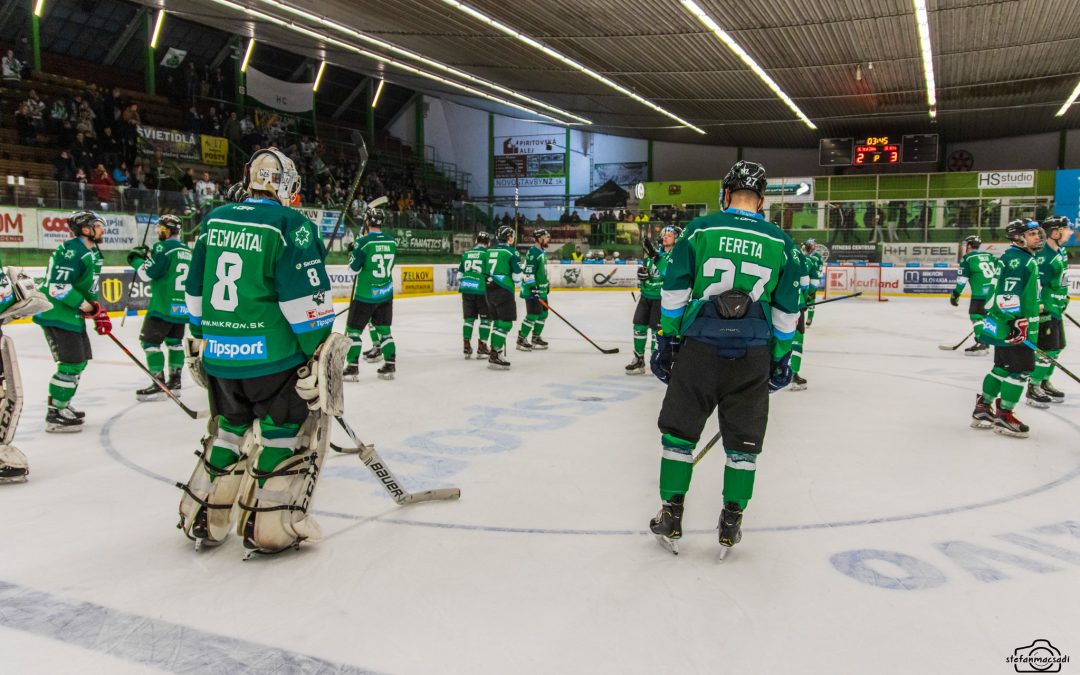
[819,134,938,166]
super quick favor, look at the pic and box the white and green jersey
[33,237,102,332]
[520,245,549,298]
[661,208,802,360]
[1034,243,1069,318]
[805,252,823,288]
[350,231,397,303]
[486,244,522,292]
[458,245,487,295]
[186,198,334,379]
[131,237,192,324]
[955,250,998,299]
[640,249,671,300]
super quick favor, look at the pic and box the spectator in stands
[24,89,45,130]
[211,66,226,100]
[180,167,196,193]
[69,130,92,169]
[120,104,141,165]
[72,168,88,208]
[131,162,150,190]
[559,209,571,224]
[865,202,885,243]
[76,107,96,140]
[90,164,115,204]
[54,150,76,183]
[49,95,69,132]
[204,106,222,136]
[195,171,218,210]
[103,87,122,128]
[223,111,240,145]
[570,210,581,223]
[589,212,599,224]
[2,49,21,83]
[98,127,121,168]
[181,187,195,213]
[112,161,131,187]
[184,106,202,133]
[16,37,31,80]
[15,102,35,145]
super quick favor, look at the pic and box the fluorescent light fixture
[312,60,327,91]
[371,79,385,108]
[203,0,582,126]
[1056,79,1080,117]
[240,37,255,73]
[912,0,937,116]
[150,9,166,49]
[440,0,702,134]
[681,0,816,130]
[33,0,44,17]
[256,0,590,125]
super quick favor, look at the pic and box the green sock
[463,319,475,341]
[491,320,512,351]
[479,320,492,343]
[48,361,86,408]
[791,329,805,373]
[143,343,165,375]
[346,328,363,363]
[376,325,396,359]
[166,339,185,373]
[722,450,757,509]
[533,315,546,337]
[982,367,1006,403]
[367,326,379,350]
[519,317,535,339]
[208,417,249,473]
[633,325,647,356]
[659,433,695,501]
[1000,376,1025,410]
[255,417,301,488]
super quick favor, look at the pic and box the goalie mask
[245,148,301,206]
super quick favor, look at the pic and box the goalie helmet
[475,231,491,246]
[962,235,981,249]
[722,161,768,199]
[497,225,514,243]
[245,148,300,206]
[67,211,105,242]
[158,214,181,240]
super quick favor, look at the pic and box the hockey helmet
[364,207,387,229]
[475,231,491,246]
[497,225,515,243]
[158,214,182,239]
[1005,218,1044,246]
[533,228,550,242]
[803,238,816,252]
[67,210,105,241]
[1041,215,1070,234]
[962,235,981,249]
[245,148,300,206]
[661,224,683,238]
[722,161,768,199]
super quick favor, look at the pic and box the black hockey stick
[324,134,370,252]
[106,333,208,419]
[332,416,461,505]
[1066,312,1080,331]
[807,292,862,306]
[121,220,153,328]
[631,291,637,303]
[537,297,619,354]
[1025,340,1080,384]
[938,330,974,351]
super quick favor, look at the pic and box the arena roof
[145,0,1080,146]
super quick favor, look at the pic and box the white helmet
[245,148,300,205]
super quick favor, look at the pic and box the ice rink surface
[1,290,1078,674]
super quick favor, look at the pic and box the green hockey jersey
[520,244,549,298]
[131,237,193,324]
[186,198,334,379]
[977,244,1040,347]
[33,237,102,332]
[350,231,397,303]
[661,208,802,360]
[954,250,998,299]
[458,245,487,295]
[1034,243,1070,318]
[794,249,811,309]
[486,243,521,292]
[805,252,824,288]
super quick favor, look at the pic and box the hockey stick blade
[400,488,462,505]
[538,298,619,355]
[938,330,974,351]
[808,292,862,306]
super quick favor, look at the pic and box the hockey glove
[345,242,355,252]
[650,333,681,384]
[636,266,650,282]
[529,286,540,299]
[126,246,149,267]
[82,301,112,335]
[949,290,960,307]
[1005,317,1030,345]
[768,352,793,393]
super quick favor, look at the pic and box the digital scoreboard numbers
[854,137,900,165]
[819,134,938,166]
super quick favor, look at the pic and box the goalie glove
[184,336,208,389]
[294,333,349,415]
[0,270,51,323]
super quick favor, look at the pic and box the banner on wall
[977,171,1035,189]
[494,135,566,189]
[295,208,342,238]
[880,242,959,265]
[245,66,314,114]
[136,125,228,166]
[1054,169,1080,241]
[590,162,647,190]
[200,135,229,166]
[385,228,452,255]
[401,266,434,295]
[37,210,137,251]
[821,243,881,263]
[901,268,958,294]
[0,207,32,246]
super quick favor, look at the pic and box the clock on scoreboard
[819,134,938,166]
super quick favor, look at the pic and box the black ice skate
[463,340,473,359]
[342,362,359,382]
[790,373,808,391]
[515,335,533,352]
[963,342,989,357]
[531,336,549,350]
[970,394,994,429]
[377,358,396,380]
[136,379,166,402]
[166,370,182,391]
[362,346,382,363]
[0,464,28,483]
[624,354,645,375]
[1025,383,1051,409]
[66,404,86,419]
[45,406,83,433]
[992,400,1029,438]
[488,348,511,371]
[1040,379,1065,403]
[717,502,743,560]
[649,494,684,555]
[477,340,490,357]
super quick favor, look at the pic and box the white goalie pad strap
[183,336,209,390]
[0,271,51,323]
[0,444,28,471]
[0,336,23,446]
[177,421,252,544]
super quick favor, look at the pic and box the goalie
[0,263,52,482]
[176,148,341,557]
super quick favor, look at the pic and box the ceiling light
[681,0,815,130]
[312,60,327,91]
[257,0,589,125]
[33,0,44,17]
[150,9,166,50]
[371,79,385,108]
[912,0,937,117]
[1056,79,1080,117]
[203,0,580,126]
[240,37,255,73]
[440,0,703,134]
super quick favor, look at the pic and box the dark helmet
[225,181,250,203]
[68,210,104,238]
[722,160,767,199]
[533,228,550,241]
[158,214,182,238]
[497,225,514,243]
[962,235,982,249]
[803,238,816,252]
[1005,218,1040,242]
[1041,215,1071,233]
[365,207,386,229]
[475,231,491,246]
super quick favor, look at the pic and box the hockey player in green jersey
[970,219,1043,437]
[178,148,341,556]
[789,246,812,391]
[459,231,492,359]
[625,225,679,374]
[516,228,551,352]
[343,206,397,380]
[127,214,192,400]
[33,211,111,433]
[647,161,802,556]
[485,225,522,370]
[1026,216,1071,407]
[950,235,997,356]
[802,239,823,326]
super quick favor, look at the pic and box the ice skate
[624,354,645,375]
[963,342,987,356]
[992,400,1029,438]
[1040,379,1065,403]
[342,363,359,382]
[166,370,182,391]
[790,373,808,391]
[66,404,86,420]
[477,340,490,357]
[530,336,549,350]
[515,335,533,352]
[377,358,396,380]
[0,445,29,484]
[45,406,83,433]
[463,340,473,359]
[136,380,166,402]
[362,346,382,363]
[970,394,994,429]
[1025,383,1051,409]
[488,348,511,371]
[717,502,743,560]
[649,495,683,555]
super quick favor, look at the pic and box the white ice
[1,291,1078,674]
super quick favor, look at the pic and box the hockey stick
[1024,340,1080,385]
[106,333,208,419]
[807,292,862,306]
[1066,312,1080,331]
[537,297,619,354]
[332,416,461,505]
[692,430,722,467]
[324,134,369,252]
[631,291,637,303]
[121,220,153,327]
[938,330,974,351]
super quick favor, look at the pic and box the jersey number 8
[210,252,242,312]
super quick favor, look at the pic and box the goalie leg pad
[177,419,252,546]
[0,444,28,483]
[236,414,330,555]
[0,335,24,446]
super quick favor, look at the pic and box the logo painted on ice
[203,334,268,360]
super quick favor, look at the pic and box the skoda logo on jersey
[204,334,268,360]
